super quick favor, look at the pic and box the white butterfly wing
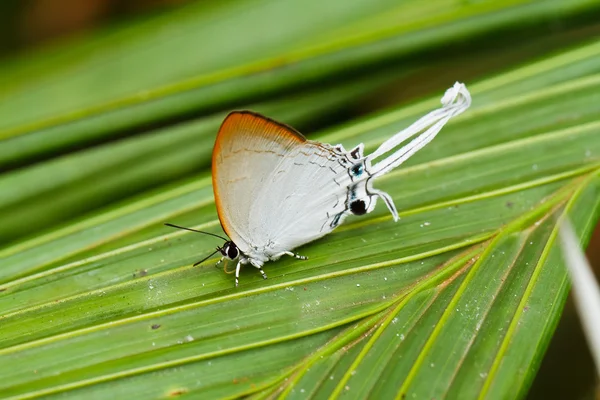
[212,112,350,259]
[248,140,351,255]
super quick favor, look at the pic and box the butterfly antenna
[193,248,221,267]
[164,223,228,242]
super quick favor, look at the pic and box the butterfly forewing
[212,112,351,259]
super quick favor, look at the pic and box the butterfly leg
[249,260,268,280]
[234,260,243,287]
[270,251,308,260]
[280,251,308,260]
[256,266,268,280]
[214,256,225,269]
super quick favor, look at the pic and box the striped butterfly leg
[285,251,308,260]
[234,260,243,287]
[273,251,308,260]
[235,253,306,287]
[214,256,225,269]
[236,259,268,287]
[249,259,268,281]
[254,265,268,280]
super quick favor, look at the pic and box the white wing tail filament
[364,82,471,221]
[368,82,471,178]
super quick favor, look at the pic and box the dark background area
[0,0,187,56]
[1,1,598,398]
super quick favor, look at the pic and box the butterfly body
[169,83,471,286]
[212,112,385,282]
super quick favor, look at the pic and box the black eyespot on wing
[351,163,363,177]
[350,147,361,159]
[350,200,367,215]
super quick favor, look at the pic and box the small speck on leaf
[168,388,188,397]
[133,269,148,278]
[151,324,161,330]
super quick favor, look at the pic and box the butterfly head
[219,241,240,260]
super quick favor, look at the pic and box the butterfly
[167,82,471,286]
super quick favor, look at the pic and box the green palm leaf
[1,1,599,399]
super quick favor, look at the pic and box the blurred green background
[1,1,599,398]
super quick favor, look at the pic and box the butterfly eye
[351,163,364,177]
[225,242,239,259]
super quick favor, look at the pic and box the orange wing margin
[211,111,307,239]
